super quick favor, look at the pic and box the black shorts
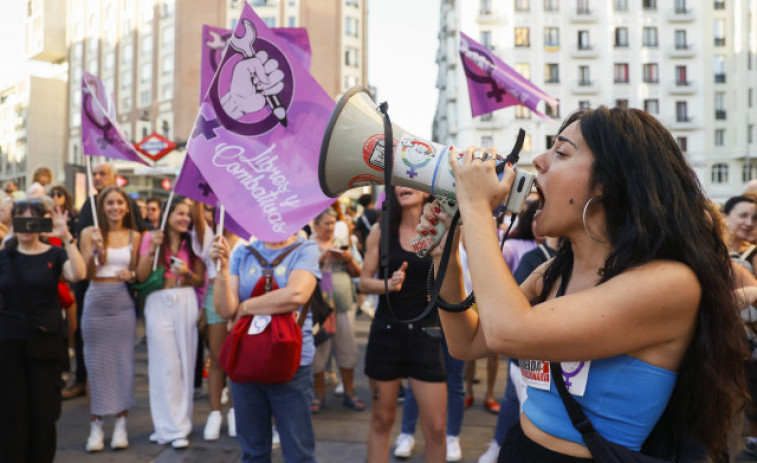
[364,318,446,383]
[498,422,593,463]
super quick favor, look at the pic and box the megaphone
[319,87,534,211]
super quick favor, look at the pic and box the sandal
[343,393,366,411]
[483,397,500,415]
[464,395,474,409]
[311,395,324,414]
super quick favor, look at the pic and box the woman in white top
[79,186,142,452]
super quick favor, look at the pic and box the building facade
[434,0,757,202]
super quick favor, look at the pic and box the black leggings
[498,422,594,463]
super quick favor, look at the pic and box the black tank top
[375,231,436,324]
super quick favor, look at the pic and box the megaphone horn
[319,86,534,214]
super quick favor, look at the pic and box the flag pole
[215,203,225,272]
[86,157,99,230]
[153,189,174,271]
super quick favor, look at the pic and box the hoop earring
[582,195,608,244]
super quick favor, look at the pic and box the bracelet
[426,265,475,312]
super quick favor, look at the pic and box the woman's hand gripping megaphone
[411,145,533,257]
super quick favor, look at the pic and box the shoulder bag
[129,231,165,301]
[219,242,310,383]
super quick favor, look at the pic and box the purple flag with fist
[459,32,558,120]
[186,4,334,242]
[81,71,152,165]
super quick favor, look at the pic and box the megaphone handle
[410,198,458,258]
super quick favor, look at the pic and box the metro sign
[135,132,177,162]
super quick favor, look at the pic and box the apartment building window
[515,106,531,119]
[480,113,493,122]
[104,51,115,71]
[515,28,530,47]
[674,30,687,49]
[616,99,629,109]
[480,0,491,15]
[481,136,493,147]
[676,101,689,122]
[714,0,725,9]
[711,163,728,184]
[481,31,493,49]
[344,75,358,90]
[288,17,295,27]
[263,17,276,27]
[140,89,151,107]
[522,134,532,152]
[713,55,726,82]
[516,63,531,79]
[749,124,755,144]
[750,88,754,108]
[161,83,172,100]
[579,100,591,109]
[643,0,657,9]
[578,30,590,49]
[161,54,173,75]
[675,0,687,13]
[515,0,529,11]
[715,129,726,146]
[140,0,154,23]
[121,70,132,89]
[714,19,726,46]
[345,17,359,37]
[579,66,591,85]
[140,62,152,84]
[615,27,628,47]
[675,65,687,85]
[160,1,175,18]
[544,27,559,50]
[141,34,153,56]
[346,0,359,7]
[162,25,174,47]
[544,63,559,83]
[715,91,726,119]
[545,99,560,118]
[161,119,170,138]
[743,163,757,182]
[614,0,627,11]
[643,63,659,83]
[544,0,559,11]
[577,0,589,14]
[644,99,659,114]
[677,136,687,152]
[73,42,83,61]
[643,27,658,47]
[546,135,557,149]
[121,44,133,64]
[345,47,359,67]
[121,96,132,113]
[614,63,629,83]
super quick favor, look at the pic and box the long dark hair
[508,200,538,241]
[387,186,432,237]
[96,186,137,264]
[534,107,746,457]
[50,185,75,217]
[158,196,197,269]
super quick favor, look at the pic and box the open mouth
[535,182,545,214]
[398,190,414,199]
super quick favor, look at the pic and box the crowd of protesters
[8,108,757,463]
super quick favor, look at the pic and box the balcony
[667,7,695,22]
[714,37,726,47]
[669,81,696,94]
[715,110,727,120]
[669,116,699,130]
[714,74,726,83]
[572,80,600,94]
[571,45,599,59]
[570,8,598,23]
[668,44,696,58]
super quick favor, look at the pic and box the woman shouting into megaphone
[419,107,745,463]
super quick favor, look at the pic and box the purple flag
[201,25,311,103]
[459,32,558,120]
[81,71,152,165]
[186,4,334,242]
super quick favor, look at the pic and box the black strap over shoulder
[245,241,302,269]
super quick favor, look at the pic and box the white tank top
[95,245,132,278]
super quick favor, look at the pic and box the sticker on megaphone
[410,168,535,258]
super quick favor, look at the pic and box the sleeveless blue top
[522,354,677,450]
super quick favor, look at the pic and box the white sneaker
[478,439,501,463]
[203,410,222,441]
[171,438,189,449]
[334,381,344,396]
[85,419,104,452]
[110,416,129,450]
[221,386,230,406]
[148,432,159,443]
[393,433,415,459]
[227,408,237,437]
[272,425,281,450]
[446,435,462,462]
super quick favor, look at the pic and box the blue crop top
[521,355,677,450]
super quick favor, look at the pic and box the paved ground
[55,314,507,462]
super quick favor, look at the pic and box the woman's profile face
[725,201,757,241]
[313,213,336,240]
[168,203,192,234]
[103,190,128,224]
[531,121,598,239]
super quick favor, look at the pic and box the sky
[367,0,440,140]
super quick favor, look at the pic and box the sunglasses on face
[51,191,65,197]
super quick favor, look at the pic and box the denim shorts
[364,318,446,383]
